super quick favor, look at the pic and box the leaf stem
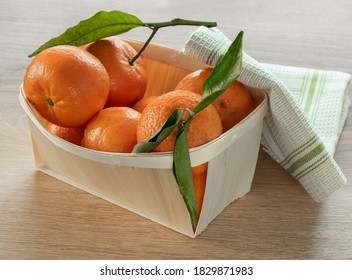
[128,19,217,66]
[144,18,217,29]
[128,27,158,66]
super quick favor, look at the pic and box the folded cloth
[183,26,351,202]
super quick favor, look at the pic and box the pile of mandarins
[23,37,254,215]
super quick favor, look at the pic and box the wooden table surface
[1,0,351,260]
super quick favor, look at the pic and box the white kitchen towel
[183,26,351,201]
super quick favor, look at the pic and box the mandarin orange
[46,122,84,146]
[137,90,223,152]
[132,96,158,113]
[23,45,109,128]
[193,164,208,215]
[175,68,254,131]
[85,37,148,107]
[82,107,140,153]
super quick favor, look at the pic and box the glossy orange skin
[132,96,158,113]
[175,68,254,132]
[137,90,223,152]
[193,162,208,215]
[82,107,140,153]
[46,122,84,146]
[85,38,148,108]
[23,45,110,128]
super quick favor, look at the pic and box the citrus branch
[128,19,217,65]
[128,27,158,66]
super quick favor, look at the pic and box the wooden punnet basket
[19,40,268,237]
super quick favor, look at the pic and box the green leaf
[132,108,185,153]
[173,124,198,229]
[28,10,144,57]
[193,31,243,114]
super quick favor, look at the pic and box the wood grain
[1,0,351,259]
